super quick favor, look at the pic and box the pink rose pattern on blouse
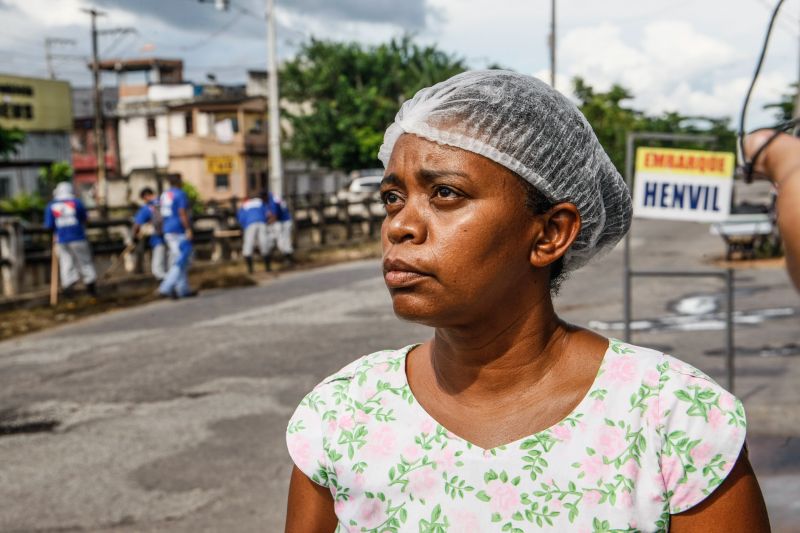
[286,340,746,532]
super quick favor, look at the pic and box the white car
[334,175,385,219]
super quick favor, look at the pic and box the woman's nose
[384,197,427,245]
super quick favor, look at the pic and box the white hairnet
[378,70,632,272]
[54,182,75,200]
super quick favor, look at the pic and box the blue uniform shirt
[134,200,165,247]
[267,193,292,222]
[44,198,88,243]
[159,187,190,235]
[237,198,268,229]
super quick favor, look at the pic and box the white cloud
[8,0,89,27]
[553,18,789,125]
[0,0,794,130]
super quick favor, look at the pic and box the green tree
[763,83,797,122]
[280,36,467,171]
[39,161,74,192]
[573,78,642,173]
[181,182,203,215]
[0,126,38,218]
[572,77,736,174]
[0,192,46,215]
[0,125,25,159]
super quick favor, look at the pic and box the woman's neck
[428,292,570,401]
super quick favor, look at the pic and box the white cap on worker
[54,182,75,200]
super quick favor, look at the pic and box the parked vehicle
[333,175,384,219]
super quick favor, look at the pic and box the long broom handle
[49,239,58,306]
[103,241,137,279]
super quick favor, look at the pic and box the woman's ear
[529,203,581,268]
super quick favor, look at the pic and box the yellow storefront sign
[0,74,72,131]
[633,147,735,222]
[206,155,235,174]
[635,147,734,177]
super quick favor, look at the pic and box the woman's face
[381,134,554,327]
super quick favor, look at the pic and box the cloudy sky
[0,0,797,127]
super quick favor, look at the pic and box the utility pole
[266,0,283,197]
[84,8,108,208]
[549,0,557,89]
[44,38,77,79]
[82,8,134,208]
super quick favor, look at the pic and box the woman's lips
[382,257,431,288]
[384,270,429,288]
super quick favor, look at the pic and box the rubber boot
[262,255,272,272]
[245,256,254,274]
[86,282,97,297]
[62,284,75,299]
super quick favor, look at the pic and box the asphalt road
[1,214,798,531]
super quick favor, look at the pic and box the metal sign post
[623,132,737,393]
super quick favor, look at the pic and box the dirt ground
[0,241,381,342]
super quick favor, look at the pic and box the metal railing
[0,194,386,299]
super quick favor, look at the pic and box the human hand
[185,228,194,240]
[743,130,800,186]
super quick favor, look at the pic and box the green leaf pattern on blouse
[286,341,746,532]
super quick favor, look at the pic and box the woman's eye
[382,192,400,205]
[435,186,458,198]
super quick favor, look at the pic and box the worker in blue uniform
[266,192,295,267]
[132,187,167,281]
[237,191,275,273]
[158,173,196,298]
[43,182,97,297]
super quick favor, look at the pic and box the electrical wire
[750,0,798,36]
[737,0,787,181]
[180,11,246,51]
[102,30,137,57]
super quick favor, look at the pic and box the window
[215,174,229,190]
[2,103,33,119]
[184,112,194,135]
[71,131,87,153]
[146,117,157,138]
[0,175,10,198]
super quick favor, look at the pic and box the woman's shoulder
[302,344,416,401]
[286,345,417,485]
[605,338,719,384]
[606,340,746,513]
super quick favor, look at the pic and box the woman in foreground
[285,71,769,532]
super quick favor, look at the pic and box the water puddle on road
[0,409,59,436]
[589,291,799,334]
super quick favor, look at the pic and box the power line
[179,9,246,50]
[750,0,798,36]
[45,37,80,79]
[101,29,137,57]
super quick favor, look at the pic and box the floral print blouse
[286,340,746,532]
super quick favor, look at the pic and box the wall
[0,167,36,199]
[118,114,169,175]
[0,74,72,132]
[148,84,194,102]
[72,119,121,185]
[169,151,248,202]
[0,132,72,197]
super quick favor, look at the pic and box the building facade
[71,86,121,204]
[168,96,268,201]
[0,74,72,199]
